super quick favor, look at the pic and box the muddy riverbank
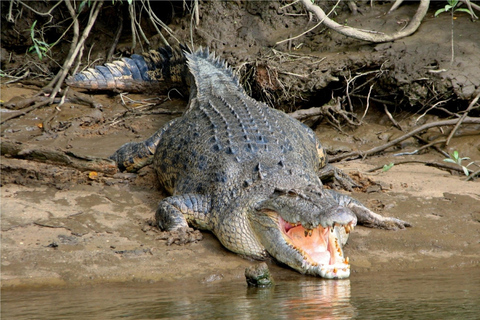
[1,86,479,288]
[1,1,480,289]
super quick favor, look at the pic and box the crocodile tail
[66,45,190,93]
[185,47,242,95]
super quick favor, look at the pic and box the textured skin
[70,47,411,278]
[66,46,189,93]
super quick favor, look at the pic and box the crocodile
[67,46,411,279]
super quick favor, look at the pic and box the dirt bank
[1,1,480,288]
[1,86,479,288]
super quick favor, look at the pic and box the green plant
[28,20,51,60]
[443,150,474,176]
[434,0,473,17]
[434,0,474,63]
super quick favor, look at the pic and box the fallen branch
[466,168,480,181]
[1,139,117,175]
[329,116,480,162]
[300,0,429,42]
[366,159,472,175]
[445,92,480,146]
[384,104,450,158]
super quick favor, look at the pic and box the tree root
[300,0,429,43]
[288,98,359,130]
[329,116,480,162]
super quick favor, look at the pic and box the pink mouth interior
[281,218,340,266]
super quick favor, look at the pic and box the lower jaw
[315,263,350,279]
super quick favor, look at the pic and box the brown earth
[1,1,480,288]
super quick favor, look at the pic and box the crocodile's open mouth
[279,216,354,278]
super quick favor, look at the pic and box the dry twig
[445,92,480,146]
[1,0,103,125]
[366,159,473,175]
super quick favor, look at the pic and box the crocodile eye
[287,190,297,197]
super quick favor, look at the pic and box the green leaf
[453,150,459,160]
[462,166,470,176]
[78,0,89,13]
[443,158,456,164]
[434,8,446,17]
[447,0,458,7]
[34,45,43,60]
[455,8,474,14]
[30,20,37,40]
[382,163,394,172]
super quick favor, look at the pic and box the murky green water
[2,268,479,319]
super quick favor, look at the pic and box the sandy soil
[1,1,480,289]
[1,86,479,288]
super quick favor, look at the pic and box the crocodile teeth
[345,223,355,234]
[304,229,313,237]
[305,229,313,237]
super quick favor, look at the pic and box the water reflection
[2,269,480,319]
[144,279,353,319]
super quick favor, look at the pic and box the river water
[2,268,479,319]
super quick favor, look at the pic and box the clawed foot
[348,202,412,230]
[156,227,203,245]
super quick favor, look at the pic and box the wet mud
[1,1,480,288]
[1,86,479,288]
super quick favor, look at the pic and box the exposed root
[288,97,359,131]
[300,0,430,43]
[458,0,479,19]
[106,6,124,62]
[388,0,404,14]
[1,0,103,126]
[276,0,340,46]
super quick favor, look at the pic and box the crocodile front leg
[110,118,180,172]
[156,193,212,231]
[325,189,412,230]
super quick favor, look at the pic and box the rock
[245,262,274,287]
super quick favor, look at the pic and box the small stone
[245,262,274,287]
